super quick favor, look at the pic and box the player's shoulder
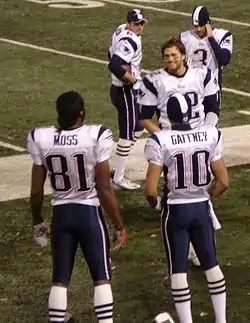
[213,28,232,42]
[145,68,165,81]
[200,124,222,141]
[190,65,213,81]
[27,125,56,142]
[83,124,113,141]
[148,129,171,147]
[180,29,195,40]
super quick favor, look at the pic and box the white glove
[208,200,221,231]
[33,222,49,247]
[154,196,162,213]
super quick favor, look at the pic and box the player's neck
[166,64,187,78]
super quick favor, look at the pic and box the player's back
[156,124,221,203]
[27,124,114,206]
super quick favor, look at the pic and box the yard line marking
[0,140,26,152]
[103,0,250,27]
[238,110,250,115]
[0,37,250,98]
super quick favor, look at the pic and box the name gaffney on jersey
[171,131,208,145]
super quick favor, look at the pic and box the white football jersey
[138,66,219,129]
[27,124,114,207]
[144,125,223,204]
[109,24,142,89]
[180,28,233,86]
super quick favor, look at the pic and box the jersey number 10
[173,150,211,189]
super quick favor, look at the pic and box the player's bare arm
[209,158,229,197]
[95,159,126,249]
[145,162,163,211]
[140,118,161,133]
[30,163,47,225]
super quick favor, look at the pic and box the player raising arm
[27,91,126,323]
[180,5,233,90]
[144,93,229,323]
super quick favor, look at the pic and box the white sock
[171,273,193,323]
[205,266,227,323]
[48,286,67,322]
[94,284,113,323]
[113,139,131,183]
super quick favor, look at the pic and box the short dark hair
[56,91,85,130]
[161,38,186,57]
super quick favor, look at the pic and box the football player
[180,5,233,90]
[108,9,147,190]
[144,93,229,323]
[138,37,220,132]
[138,37,221,266]
[27,91,126,323]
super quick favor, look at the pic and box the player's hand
[205,24,213,37]
[112,227,126,251]
[33,222,50,247]
[154,196,163,213]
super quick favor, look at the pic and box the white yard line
[0,140,25,152]
[103,0,250,27]
[1,37,250,98]
[238,110,250,115]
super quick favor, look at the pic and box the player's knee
[94,280,111,287]
[52,282,68,288]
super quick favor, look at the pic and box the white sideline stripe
[0,140,26,152]
[103,0,250,27]
[1,37,250,98]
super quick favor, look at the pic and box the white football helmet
[153,312,175,323]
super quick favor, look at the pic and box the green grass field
[1,0,250,322]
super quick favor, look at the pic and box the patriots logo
[121,44,131,55]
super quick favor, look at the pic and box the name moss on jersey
[27,124,114,206]
[138,66,219,129]
[109,24,142,88]
[180,28,233,83]
[144,125,223,204]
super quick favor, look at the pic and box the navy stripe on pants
[161,201,218,274]
[110,84,143,140]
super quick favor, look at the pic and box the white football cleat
[112,178,141,190]
[153,312,175,323]
[188,243,201,267]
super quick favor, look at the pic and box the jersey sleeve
[113,37,137,63]
[219,32,233,54]
[96,126,115,163]
[203,68,220,97]
[144,133,164,166]
[27,128,43,166]
[137,75,158,106]
[211,129,224,161]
